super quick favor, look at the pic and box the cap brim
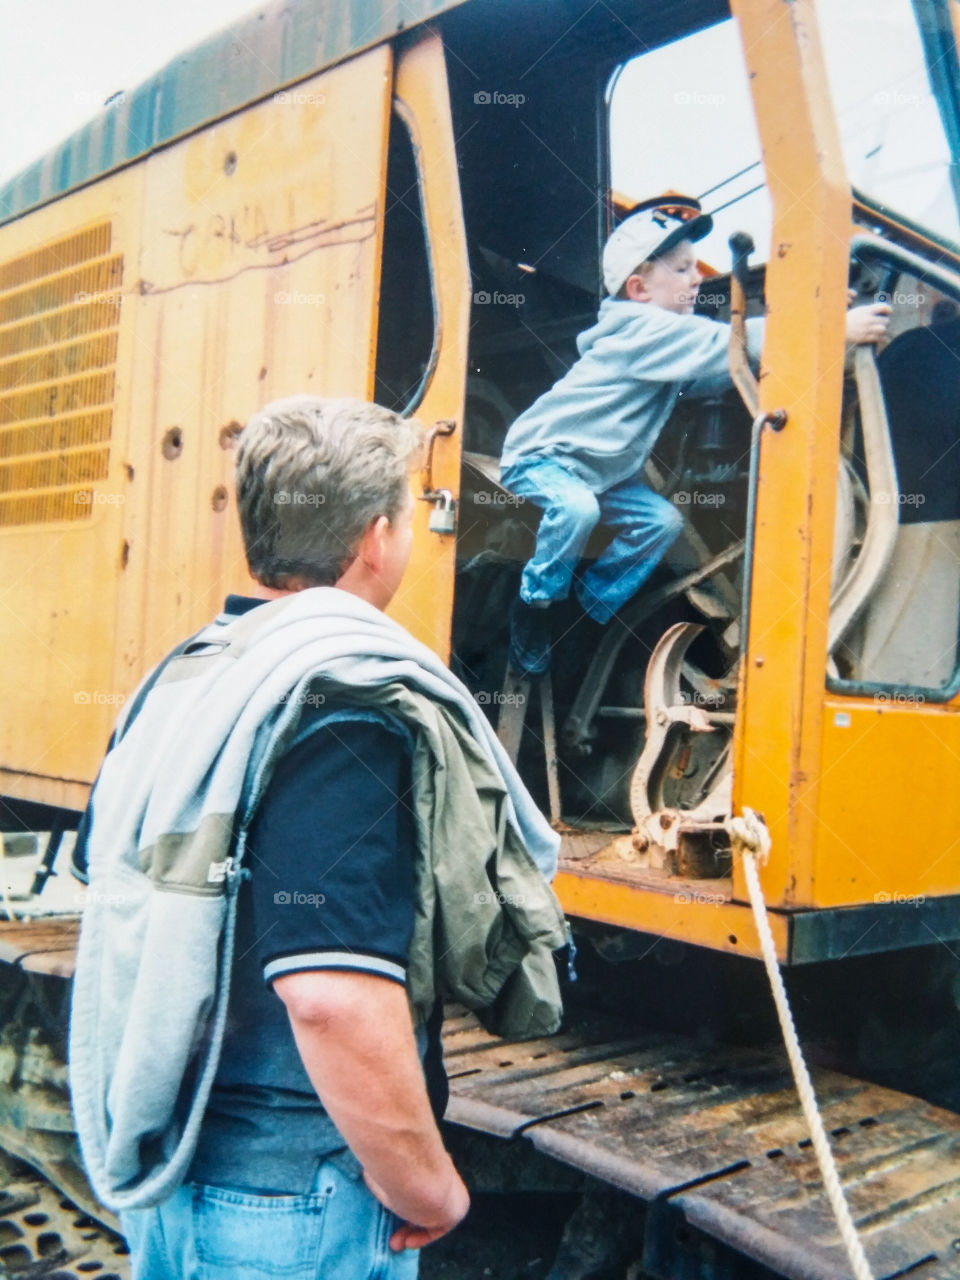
[652,212,713,260]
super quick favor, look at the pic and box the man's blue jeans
[120,1158,420,1280]
[501,457,684,623]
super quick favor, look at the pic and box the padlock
[428,489,457,534]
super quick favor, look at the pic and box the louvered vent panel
[0,223,121,527]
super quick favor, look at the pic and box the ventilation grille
[0,222,121,527]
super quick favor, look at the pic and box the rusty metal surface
[0,1151,128,1278]
[0,919,78,976]
[444,1011,960,1279]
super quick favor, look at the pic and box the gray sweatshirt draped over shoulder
[69,589,564,1211]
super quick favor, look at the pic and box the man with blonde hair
[70,397,565,1279]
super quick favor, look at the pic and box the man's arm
[274,968,469,1252]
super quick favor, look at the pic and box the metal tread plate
[0,1151,128,1278]
[443,1011,960,1279]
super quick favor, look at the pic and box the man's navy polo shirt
[189,594,445,1194]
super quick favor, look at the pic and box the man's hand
[275,969,470,1251]
[846,301,892,346]
[364,1168,470,1251]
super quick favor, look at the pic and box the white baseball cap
[602,208,713,296]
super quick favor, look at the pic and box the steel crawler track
[3,920,960,1278]
[443,1010,960,1280]
[0,1152,129,1278]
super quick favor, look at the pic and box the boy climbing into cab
[500,202,891,678]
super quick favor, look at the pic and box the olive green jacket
[323,679,568,1039]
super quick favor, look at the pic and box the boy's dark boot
[508,596,554,678]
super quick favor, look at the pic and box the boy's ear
[623,273,648,303]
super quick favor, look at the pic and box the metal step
[444,1010,960,1280]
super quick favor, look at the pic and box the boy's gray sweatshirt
[500,298,764,493]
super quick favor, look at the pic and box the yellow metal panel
[385,32,471,658]
[0,45,395,805]
[729,0,851,909]
[813,699,960,907]
[554,871,789,963]
[116,45,395,705]
[0,175,144,801]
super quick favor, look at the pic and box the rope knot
[726,806,771,865]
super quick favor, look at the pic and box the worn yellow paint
[0,176,144,808]
[812,700,960,907]
[384,32,471,659]
[554,870,789,963]
[119,46,394,688]
[0,34,471,807]
[0,46,395,804]
[727,0,852,911]
[4,0,959,957]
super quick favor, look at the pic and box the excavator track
[3,919,960,1278]
[0,1150,129,1279]
[443,1010,960,1280]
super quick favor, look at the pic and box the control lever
[728,231,760,418]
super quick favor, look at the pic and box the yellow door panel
[384,32,470,658]
[729,0,851,910]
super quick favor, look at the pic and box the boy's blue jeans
[501,457,684,623]
[120,1158,420,1280]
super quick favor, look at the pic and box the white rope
[728,808,874,1280]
